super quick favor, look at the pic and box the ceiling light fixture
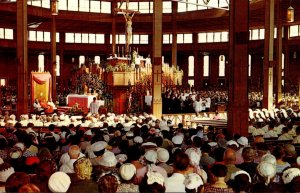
[51,0,58,16]
[287,0,294,23]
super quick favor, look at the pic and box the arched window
[203,55,209,77]
[79,55,85,67]
[38,54,44,72]
[188,56,194,77]
[95,56,100,64]
[219,55,225,77]
[56,55,60,76]
[248,54,251,77]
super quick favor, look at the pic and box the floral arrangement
[66,103,83,115]
[77,73,106,93]
[105,62,135,72]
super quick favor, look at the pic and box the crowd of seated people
[0,86,17,111]
[0,109,299,192]
[162,88,228,114]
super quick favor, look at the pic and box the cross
[115,0,140,55]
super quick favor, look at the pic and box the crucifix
[115,0,140,56]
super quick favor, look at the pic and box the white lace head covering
[146,166,164,186]
[257,161,276,185]
[230,170,251,183]
[282,168,300,184]
[184,173,203,190]
[261,153,276,165]
[185,148,202,166]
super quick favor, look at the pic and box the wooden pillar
[193,33,200,90]
[275,0,283,104]
[283,26,289,93]
[171,1,177,68]
[152,0,162,118]
[111,1,117,56]
[59,32,65,85]
[228,0,249,137]
[51,16,57,101]
[262,0,275,109]
[17,0,28,117]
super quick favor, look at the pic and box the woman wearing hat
[251,161,285,192]
[116,163,139,192]
[67,158,98,193]
[282,167,300,193]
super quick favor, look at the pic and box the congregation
[0,105,300,193]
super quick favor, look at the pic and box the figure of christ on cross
[115,0,140,55]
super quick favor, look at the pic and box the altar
[66,94,97,109]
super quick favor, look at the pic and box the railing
[162,111,227,128]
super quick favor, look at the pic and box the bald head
[68,145,80,159]
[223,148,236,164]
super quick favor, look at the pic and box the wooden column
[111,1,117,56]
[152,0,163,118]
[51,16,57,101]
[262,0,275,109]
[228,0,249,137]
[193,33,200,90]
[283,26,289,92]
[17,0,28,117]
[275,0,283,104]
[59,32,65,84]
[171,1,177,68]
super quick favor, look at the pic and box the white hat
[185,148,202,166]
[141,142,157,148]
[88,123,96,128]
[99,151,118,167]
[282,167,300,184]
[103,135,110,142]
[157,148,169,163]
[237,136,248,146]
[84,129,92,136]
[126,131,134,137]
[146,170,164,186]
[144,150,157,163]
[227,140,239,148]
[91,141,107,152]
[160,126,170,132]
[59,114,65,121]
[261,153,276,165]
[257,161,276,185]
[257,118,264,122]
[119,163,136,181]
[9,148,23,159]
[230,170,251,183]
[116,154,128,163]
[184,173,203,190]
[48,172,71,193]
[134,136,143,144]
[208,142,218,147]
[172,135,183,145]
[14,142,25,151]
[0,163,15,182]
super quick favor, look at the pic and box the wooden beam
[114,8,140,14]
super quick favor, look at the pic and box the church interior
[0,0,300,192]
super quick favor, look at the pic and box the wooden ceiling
[0,0,299,34]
